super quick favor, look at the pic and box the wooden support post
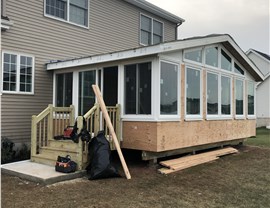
[48,104,53,140]
[70,105,75,125]
[77,116,84,170]
[116,104,121,143]
[31,115,37,158]
[92,85,131,179]
[94,103,100,135]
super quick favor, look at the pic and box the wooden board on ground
[159,147,238,175]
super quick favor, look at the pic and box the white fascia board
[228,41,264,81]
[47,35,230,71]
[123,0,185,23]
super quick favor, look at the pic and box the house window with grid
[140,14,163,46]
[45,0,88,27]
[2,52,34,94]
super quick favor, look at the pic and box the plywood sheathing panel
[122,121,158,151]
[156,119,255,152]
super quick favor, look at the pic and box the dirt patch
[2,146,270,208]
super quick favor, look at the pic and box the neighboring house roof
[246,48,270,80]
[246,49,270,64]
[123,0,185,24]
[46,34,264,82]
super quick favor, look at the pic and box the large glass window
[2,53,34,93]
[56,73,73,107]
[221,76,231,115]
[184,49,202,63]
[186,67,201,116]
[235,79,244,116]
[207,73,218,115]
[248,82,255,115]
[160,62,179,115]
[78,70,96,115]
[45,0,88,27]
[140,14,163,46]
[234,63,244,75]
[221,49,232,71]
[205,47,218,67]
[124,62,151,115]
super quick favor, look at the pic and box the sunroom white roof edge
[46,35,229,71]
[46,34,264,81]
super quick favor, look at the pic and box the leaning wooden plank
[92,85,131,180]
[160,147,238,167]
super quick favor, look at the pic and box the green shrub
[1,137,16,164]
[1,137,31,164]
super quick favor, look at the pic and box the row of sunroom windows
[56,62,255,120]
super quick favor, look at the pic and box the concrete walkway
[1,160,86,185]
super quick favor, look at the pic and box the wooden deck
[31,104,121,170]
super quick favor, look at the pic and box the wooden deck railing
[31,103,120,169]
[31,104,75,157]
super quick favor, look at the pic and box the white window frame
[206,70,220,120]
[158,59,181,120]
[121,58,155,121]
[44,0,89,29]
[183,47,204,66]
[140,13,164,46]
[204,45,219,69]
[220,74,233,119]
[206,70,233,120]
[185,65,203,121]
[235,77,245,119]
[1,51,35,95]
[247,80,256,119]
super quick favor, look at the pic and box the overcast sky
[147,0,270,54]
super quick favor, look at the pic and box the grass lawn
[246,127,270,148]
[1,129,270,208]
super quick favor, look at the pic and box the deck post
[70,105,75,125]
[31,115,37,159]
[116,104,121,145]
[77,116,84,170]
[48,104,53,140]
[94,103,100,136]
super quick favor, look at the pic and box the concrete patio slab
[1,160,86,185]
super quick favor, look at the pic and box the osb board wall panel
[156,119,256,152]
[122,122,158,151]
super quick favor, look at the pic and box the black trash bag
[86,131,120,180]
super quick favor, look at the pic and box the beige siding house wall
[1,0,180,144]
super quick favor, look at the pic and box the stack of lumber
[158,147,238,175]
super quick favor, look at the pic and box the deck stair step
[158,147,238,174]
[48,140,78,151]
[39,146,79,159]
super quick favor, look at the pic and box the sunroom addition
[47,34,263,156]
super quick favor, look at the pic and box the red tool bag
[63,126,74,139]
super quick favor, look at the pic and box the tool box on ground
[55,155,77,173]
